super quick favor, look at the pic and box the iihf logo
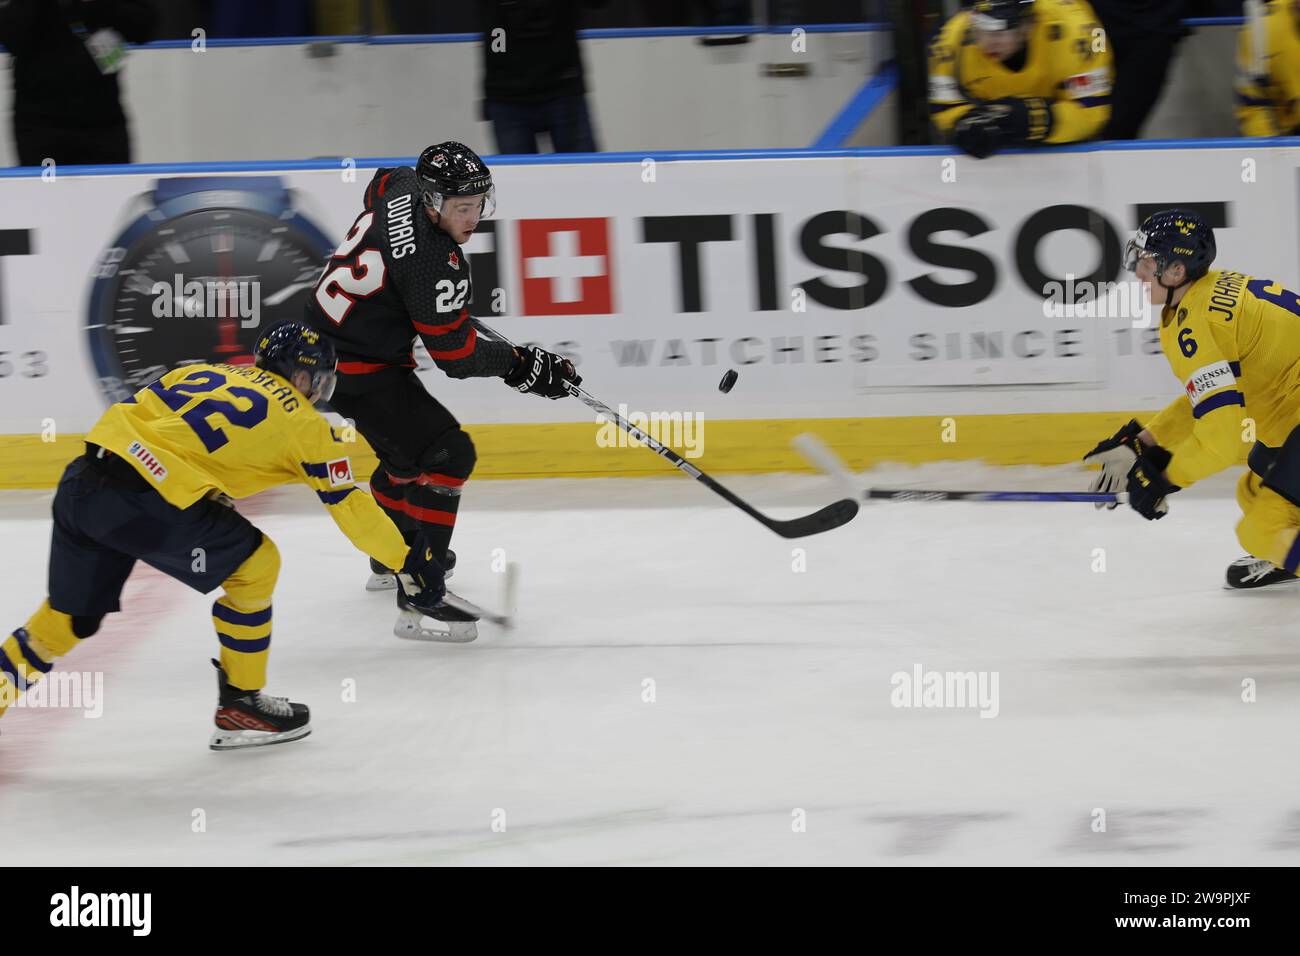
[448,252,460,271]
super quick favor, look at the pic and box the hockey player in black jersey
[304,141,580,626]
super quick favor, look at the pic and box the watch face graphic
[87,179,334,402]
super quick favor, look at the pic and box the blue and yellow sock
[0,601,81,718]
[212,598,272,691]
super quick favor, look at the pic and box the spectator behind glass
[706,1,751,24]
[208,0,309,37]
[637,1,799,26]
[480,0,609,154]
[1090,1,1187,140]
[0,0,157,166]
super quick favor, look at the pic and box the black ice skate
[367,549,455,591]
[1224,555,1300,590]
[209,660,311,751]
[393,572,479,644]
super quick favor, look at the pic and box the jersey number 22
[315,211,386,324]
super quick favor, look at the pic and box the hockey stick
[793,432,1128,505]
[442,561,518,629]
[474,322,859,538]
[864,489,1127,504]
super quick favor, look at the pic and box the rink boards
[0,141,1298,485]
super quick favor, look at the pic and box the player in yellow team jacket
[1235,0,1300,137]
[0,322,446,749]
[1083,209,1300,590]
[929,0,1113,158]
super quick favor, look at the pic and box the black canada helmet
[416,141,496,217]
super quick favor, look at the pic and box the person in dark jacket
[1090,0,1188,139]
[0,0,157,166]
[479,0,608,154]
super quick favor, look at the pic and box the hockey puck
[718,369,739,393]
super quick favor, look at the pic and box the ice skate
[209,660,312,751]
[392,573,479,643]
[1224,555,1300,590]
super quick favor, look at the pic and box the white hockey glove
[1082,419,1144,510]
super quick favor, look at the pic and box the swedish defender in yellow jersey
[0,322,446,749]
[929,0,1113,158]
[1235,0,1300,137]
[1084,209,1300,589]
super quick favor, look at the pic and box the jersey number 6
[1246,279,1300,319]
[315,211,387,325]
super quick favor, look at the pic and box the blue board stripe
[811,62,899,149]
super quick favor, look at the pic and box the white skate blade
[393,607,478,643]
[209,724,312,751]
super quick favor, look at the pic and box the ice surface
[1,463,1298,865]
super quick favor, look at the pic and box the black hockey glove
[953,97,1053,159]
[952,107,1004,159]
[989,96,1053,145]
[1082,419,1144,510]
[1126,444,1180,521]
[397,534,447,613]
[505,346,582,400]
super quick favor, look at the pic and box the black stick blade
[763,497,860,538]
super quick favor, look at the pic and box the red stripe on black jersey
[425,327,478,361]
[372,487,457,525]
[413,307,469,337]
[338,360,395,374]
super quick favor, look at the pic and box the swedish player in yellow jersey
[1236,0,1300,137]
[1084,208,1300,590]
[0,322,447,749]
[929,0,1113,159]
